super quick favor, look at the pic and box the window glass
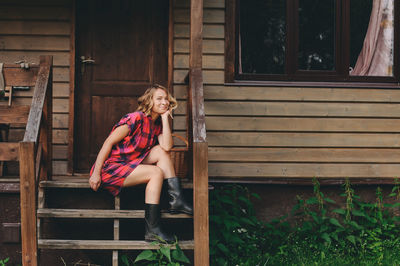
[298,0,336,71]
[239,0,286,74]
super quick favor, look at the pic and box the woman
[89,84,192,243]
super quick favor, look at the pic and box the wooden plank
[175,9,224,23]
[52,161,67,175]
[41,67,53,181]
[174,0,224,8]
[38,239,194,250]
[0,36,70,51]
[209,162,400,178]
[112,251,118,266]
[40,178,195,189]
[53,129,68,144]
[200,101,400,117]
[174,54,224,69]
[209,177,400,186]
[174,39,225,54]
[13,83,69,97]
[204,70,226,84]
[202,86,400,102]
[0,21,70,35]
[0,182,20,193]
[174,117,400,132]
[19,142,37,266]
[0,0,70,5]
[24,56,52,143]
[208,147,400,163]
[3,67,38,86]
[53,145,68,159]
[0,178,20,193]
[176,70,223,84]
[175,24,224,39]
[174,70,188,84]
[53,98,69,113]
[0,6,70,20]
[67,0,76,175]
[0,51,69,67]
[37,209,192,219]
[193,143,209,266]
[53,67,69,82]
[53,114,69,128]
[0,105,30,123]
[207,132,400,147]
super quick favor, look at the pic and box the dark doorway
[75,0,169,172]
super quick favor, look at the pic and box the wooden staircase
[36,176,195,265]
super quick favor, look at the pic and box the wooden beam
[209,177,400,186]
[19,142,37,266]
[190,0,206,143]
[0,142,19,161]
[0,105,30,124]
[67,0,76,175]
[23,56,53,143]
[38,239,195,250]
[3,67,38,87]
[190,0,209,264]
[40,55,53,181]
[193,142,209,265]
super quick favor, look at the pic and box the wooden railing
[0,55,53,266]
[189,0,209,265]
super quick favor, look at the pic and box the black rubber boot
[166,177,193,215]
[144,203,174,243]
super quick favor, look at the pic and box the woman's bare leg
[142,145,175,179]
[122,164,164,204]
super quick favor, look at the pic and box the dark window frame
[225,0,400,85]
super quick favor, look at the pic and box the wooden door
[75,0,169,172]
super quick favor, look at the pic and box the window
[225,0,399,83]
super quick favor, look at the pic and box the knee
[153,145,171,162]
[150,166,164,182]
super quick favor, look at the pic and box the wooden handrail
[23,56,52,143]
[19,55,53,266]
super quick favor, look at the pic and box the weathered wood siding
[173,0,400,181]
[0,0,71,175]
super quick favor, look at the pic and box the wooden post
[19,142,38,266]
[193,142,209,265]
[189,0,209,264]
[39,55,53,181]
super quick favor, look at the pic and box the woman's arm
[157,111,173,151]
[89,124,130,191]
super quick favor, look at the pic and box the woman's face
[151,88,170,114]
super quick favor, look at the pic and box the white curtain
[350,0,393,76]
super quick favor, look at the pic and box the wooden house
[1,0,400,265]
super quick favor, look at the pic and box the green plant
[210,181,400,265]
[209,184,267,265]
[121,238,190,265]
[0,258,9,266]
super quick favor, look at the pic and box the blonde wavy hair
[136,84,178,116]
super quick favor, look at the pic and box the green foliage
[0,258,9,266]
[120,239,190,266]
[210,179,400,265]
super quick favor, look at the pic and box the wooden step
[38,239,194,250]
[40,176,195,189]
[37,208,192,219]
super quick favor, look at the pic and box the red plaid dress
[90,111,162,196]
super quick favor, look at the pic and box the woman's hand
[161,109,172,120]
[89,173,101,191]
